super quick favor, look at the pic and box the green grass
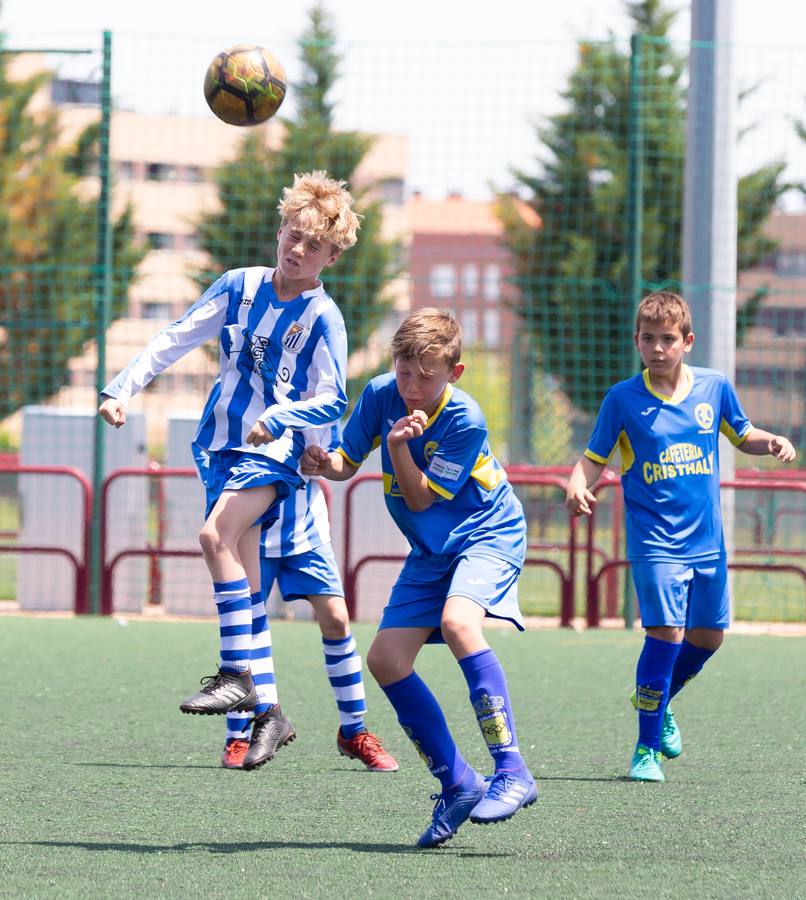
[2,618,805,898]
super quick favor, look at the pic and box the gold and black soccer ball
[203,45,286,126]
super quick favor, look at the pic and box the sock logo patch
[636,684,663,712]
[473,692,512,750]
[402,725,434,769]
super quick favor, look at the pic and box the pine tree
[498,0,787,421]
[0,43,143,420]
[196,4,397,367]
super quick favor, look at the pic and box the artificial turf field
[2,617,804,899]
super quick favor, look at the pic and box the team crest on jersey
[423,441,438,463]
[694,402,714,432]
[282,322,309,353]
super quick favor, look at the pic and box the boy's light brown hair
[278,170,361,251]
[391,307,462,369]
[635,291,693,338]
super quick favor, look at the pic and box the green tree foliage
[498,0,788,418]
[196,4,397,365]
[0,44,143,419]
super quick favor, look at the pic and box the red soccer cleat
[221,738,250,769]
[337,728,399,772]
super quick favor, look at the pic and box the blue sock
[669,640,716,700]
[459,648,526,773]
[323,634,367,739]
[635,636,682,751]
[214,578,252,674]
[382,672,474,792]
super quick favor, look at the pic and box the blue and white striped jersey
[103,267,348,469]
[261,479,331,557]
[193,383,339,558]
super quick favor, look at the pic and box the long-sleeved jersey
[103,266,348,469]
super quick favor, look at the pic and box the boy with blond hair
[100,172,359,744]
[303,308,537,848]
[566,291,796,782]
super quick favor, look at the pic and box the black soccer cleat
[242,705,296,770]
[179,667,258,715]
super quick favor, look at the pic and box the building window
[51,78,101,106]
[146,232,175,250]
[483,311,500,348]
[775,250,806,278]
[482,264,501,302]
[378,177,404,205]
[461,310,478,345]
[117,161,136,181]
[185,165,204,183]
[146,163,179,182]
[462,264,479,300]
[429,264,456,299]
[142,302,173,319]
[756,306,806,336]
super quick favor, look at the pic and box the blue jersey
[584,365,753,562]
[103,266,347,470]
[337,373,526,565]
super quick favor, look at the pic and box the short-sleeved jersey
[584,365,753,562]
[103,266,347,470]
[337,373,526,565]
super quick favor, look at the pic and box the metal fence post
[90,30,113,615]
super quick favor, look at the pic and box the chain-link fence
[1,17,804,618]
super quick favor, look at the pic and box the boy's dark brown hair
[391,307,462,368]
[635,291,693,338]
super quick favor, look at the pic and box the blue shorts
[260,543,344,602]
[203,449,302,527]
[379,550,524,643]
[631,558,729,629]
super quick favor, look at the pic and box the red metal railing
[0,463,92,613]
[99,467,332,614]
[342,470,577,625]
[585,478,806,626]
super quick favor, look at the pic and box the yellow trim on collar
[642,364,693,405]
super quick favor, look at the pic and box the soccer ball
[203,45,287,126]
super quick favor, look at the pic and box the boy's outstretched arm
[300,445,358,482]
[565,456,606,517]
[736,428,797,462]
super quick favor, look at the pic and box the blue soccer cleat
[416,773,487,849]
[630,689,682,759]
[629,743,665,782]
[469,769,539,824]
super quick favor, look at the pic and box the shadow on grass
[73,762,222,770]
[0,840,510,858]
[537,775,628,783]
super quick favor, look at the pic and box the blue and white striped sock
[214,578,252,674]
[225,713,252,742]
[225,591,277,737]
[249,592,278,716]
[323,634,366,739]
